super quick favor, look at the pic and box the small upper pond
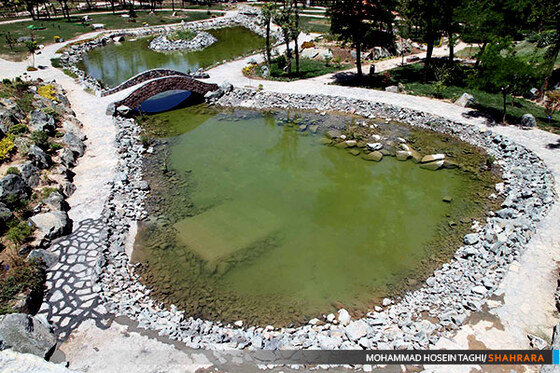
[133,105,499,326]
[79,26,265,87]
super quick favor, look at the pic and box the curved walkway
[0,14,558,372]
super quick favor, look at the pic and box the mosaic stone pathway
[38,218,112,340]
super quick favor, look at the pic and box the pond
[78,26,265,87]
[133,105,498,326]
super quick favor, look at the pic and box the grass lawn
[455,46,480,59]
[335,62,560,133]
[299,16,330,34]
[246,57,350,81]
[0,10,217,59]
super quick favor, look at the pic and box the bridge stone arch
[101,69,190,97]
[114,76,219,110]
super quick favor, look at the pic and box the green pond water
[79,26,265,87]
[134,106,495,326]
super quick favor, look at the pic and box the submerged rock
[362,151,383,162]
[419,160,444,170]
[325,130,342,139]
[420,154,445,163]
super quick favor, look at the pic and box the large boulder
[27,249,59,269]
[43,191,67,211]
[204,90,224,102]
[519,113,537,128]
[345,320,369,341]
[116,105,131,117]
[13,137,32,155]
[0,314,56,358]
[29,211,71,241]
[0,99,25,134]
[30,111,56,135]
[454,93,475,108]
[28,145,52,169]
[63,132,85,157]
[59,148,75,167]
[0,174,30,204]
[302,48,319,59]
[385,85,399,93]
[17,162,40,188]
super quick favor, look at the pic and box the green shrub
[31,130,48,149]
[7,124,28,135]
[63,69,78,79]
[5,221,34,247]
[169,29,197,41]
[40,187,59,200]
[0,259,45,315]
[0,137,15,162]
[4,194,27,210]
[5,167,20,176]
[49,143,63,151]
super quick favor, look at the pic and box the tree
[3,31,16,51]
[529,0,560,94]
[458,0,532,68]
[330,0,396,78]
[275,2,296,76]
[261,2,278,66]
[290,0,300,74]
[25,40,38,68]
[473,39,540,123]
[400,0,445,80]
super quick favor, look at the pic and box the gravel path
[0,15,559,372]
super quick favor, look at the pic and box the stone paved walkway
[37,219,111,341]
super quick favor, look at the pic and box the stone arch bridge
[111,74,219,111]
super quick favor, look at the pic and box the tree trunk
[475,41,487,69]
[294,0,299,74]
[502,89,507,123]
[448,30,454,65]
[284,31,292,76]
[293,31,299,75]
[85,0,93,11]
[423,37,434,82]
[356,40,362,78]
[266,20,271,65]
[27,2,36,20]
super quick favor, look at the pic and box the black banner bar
[230,350,553,365]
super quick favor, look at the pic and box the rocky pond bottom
[132,105,500,326]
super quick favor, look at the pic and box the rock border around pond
[149,31,218,52]
[96,88,555,353]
